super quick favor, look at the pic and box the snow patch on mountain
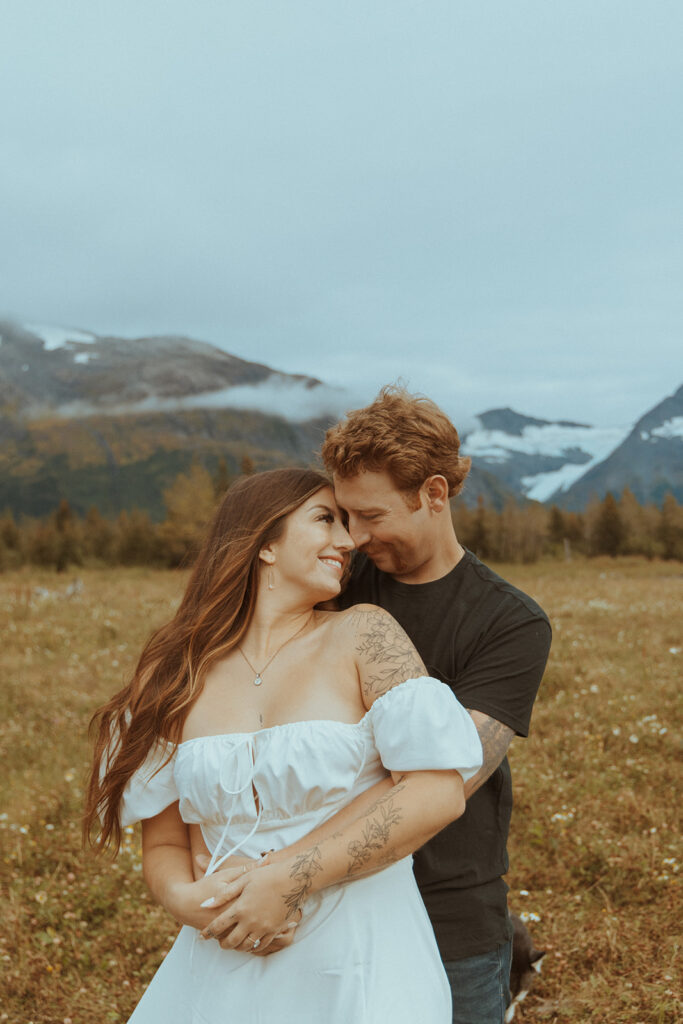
[24,323,96,349]
[464,423,624,461]
[462,418,629,503]
[644,417,683,441]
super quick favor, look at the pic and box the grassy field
[0,560,680,1023]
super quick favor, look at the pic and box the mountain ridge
[1,319,680,516]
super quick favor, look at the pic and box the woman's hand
[199,860,297,949]
[166,862,258,930]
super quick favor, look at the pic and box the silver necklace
[237,615,313,686]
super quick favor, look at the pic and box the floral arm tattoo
[282,845,324,918]
[352,609,425,699]
[346,779,407,875]
[280,780,409,911]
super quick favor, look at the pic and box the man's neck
[390,535,466,585]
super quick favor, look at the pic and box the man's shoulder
[341,549,549,631]
[461,550,550,626]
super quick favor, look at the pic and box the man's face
[333,469,435,581]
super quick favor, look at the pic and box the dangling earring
[268,567,275,591]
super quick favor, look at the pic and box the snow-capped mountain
[0,320,345,421]
[460,409,629,504]
[460,390,683,508]
[557,384,683,508]
[0,318,680,517]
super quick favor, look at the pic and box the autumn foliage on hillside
[1,462,682,572]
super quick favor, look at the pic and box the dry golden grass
[0,560,680,1023]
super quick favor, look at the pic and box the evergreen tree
[548,505,565,547]
[213,457,232,499]
[53,499,83,572]
[84,506,116,562]
[116,509,160,565]
[0,512,22,570]
[592,493,625,556]
[0,511,20,551]
[658,493,683,560]
[469,496,490,560]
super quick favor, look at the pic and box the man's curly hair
[321,385,471,501]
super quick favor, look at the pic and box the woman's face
[265,486,354,601]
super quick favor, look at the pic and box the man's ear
[422,475,449,512]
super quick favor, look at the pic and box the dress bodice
[119,677,483,865]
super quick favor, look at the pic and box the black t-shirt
[339,549,551,960]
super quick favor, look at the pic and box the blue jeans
[442,940,512,1024]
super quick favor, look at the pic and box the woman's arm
[201,765,465,948]
[141,802,253,931]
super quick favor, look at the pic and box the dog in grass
[505,914,546,1022]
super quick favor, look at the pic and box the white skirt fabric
[117,678,483,1024]
[129,859,451,1024]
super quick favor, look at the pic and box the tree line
[1,460,681,572]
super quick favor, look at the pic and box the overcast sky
[1,1,681,428]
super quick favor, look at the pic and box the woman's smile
[319,555,345,575]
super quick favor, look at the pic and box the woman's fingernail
[200,896,216,908]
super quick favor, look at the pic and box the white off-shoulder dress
[120,677,482,1024]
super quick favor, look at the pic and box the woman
[85,468,482,1023]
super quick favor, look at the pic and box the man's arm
[204,707,513,879]
[201,765,466,949]
[464,710,515,798]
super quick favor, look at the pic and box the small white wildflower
[629,734,639,744]
[612,727,621,736]
[589,684,599,693]
[519,911,541,923]
[45,824,55,831]
[669,647,680,655]
[519,890,529,897]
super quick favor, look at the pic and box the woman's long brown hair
[84,467,330,853]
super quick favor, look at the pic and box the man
[195,385,550,1023]
[319,386,551,1024]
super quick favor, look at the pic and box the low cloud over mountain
[1,320,680,517]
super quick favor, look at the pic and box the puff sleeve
[368,677,483,782]
[117,740,179,826]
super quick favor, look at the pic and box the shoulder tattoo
[352,608,425,699]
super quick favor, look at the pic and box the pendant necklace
[237,614,313,686]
